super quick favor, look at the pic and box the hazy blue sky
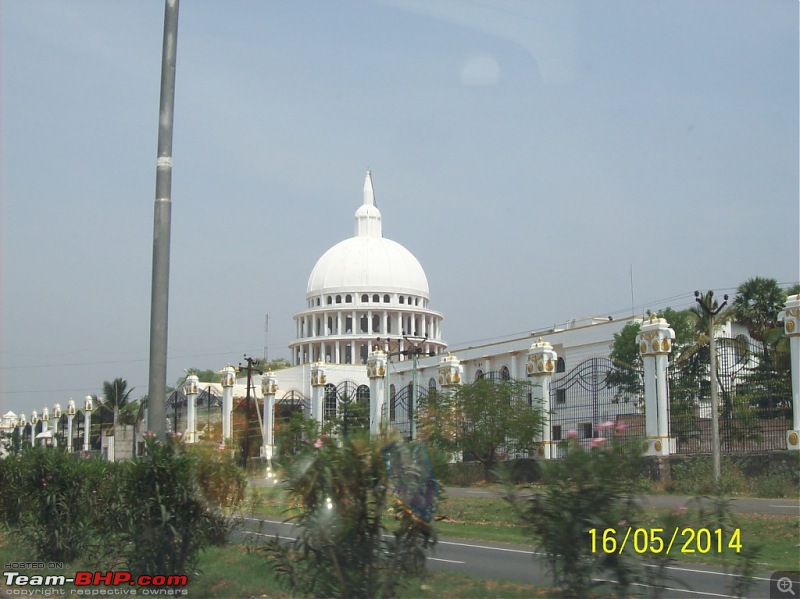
[2,0,798,416]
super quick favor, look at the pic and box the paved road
[240,515,787,598]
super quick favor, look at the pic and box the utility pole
[147,0,180,441]
[694,290,728,484]
[239,355,259,468]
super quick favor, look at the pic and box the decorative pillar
[184,375,199,443]
[30,411,39,448]
[221,365,235,443]
[66,400,76,452]
[41,407,50,447]
[783,295,800,450]
[438,353,463,461]
[17,414,26,449]
[261,371,278,459]
[82,396,93,452]
[367,347,387,435]
[637,314,676,455]
[310,362,327,426]
[527,339,557,459]
[52,404,61,448]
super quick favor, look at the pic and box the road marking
[768,505,798,509]
[437,539,537,555]
[428,557,466,564]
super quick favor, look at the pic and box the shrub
[265,431,438,599]
[506,423,644,598]
[116,434,240,580]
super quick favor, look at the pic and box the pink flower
[672,504,687,517]
[597,421,615,431]
[218,443,226,450]
[314,438,323,449]
[590,437,606,448]
[565,429,579,439]
[615,421,628,434]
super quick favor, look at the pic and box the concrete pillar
[637,314,675,456]
[82,396,93,452]
[310,362,327,426]
[438,353,463,461]
[527,339,557,458]
[221,365,235,443]
[261,371,278,459]
[40,407,50,447]
[16,414,26,448]
[367,346,387,435]
[184,375,199,443]
[66,400,76,452]
[52,404,61,448]
[29,411,38,448]
[783,295,800,450]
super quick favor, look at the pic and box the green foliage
[505,427,644,598]
[0,448,114,563]
[118,435,237,578]
[265,431,437,599]
[732,276,787,344]
[607,321,643,400]
[0,440,246,583]
[186,368,221,383]
[274,410,319,462]
[417,380,543,479]
[100,378,138,426]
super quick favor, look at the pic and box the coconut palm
[100,378,137,427]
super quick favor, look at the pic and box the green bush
[506,424,644,598]
[265,431,437,599]
[5,448,113,563]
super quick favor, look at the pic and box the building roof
[306,171,429,298]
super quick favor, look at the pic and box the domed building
[289,172,446,366]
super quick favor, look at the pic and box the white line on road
[428,557,466,564]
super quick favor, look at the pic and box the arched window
[556,357,566,373]
[383,294,390,303]
[324,384,337,419]
[373,294,380,302]
[428,377,437,391]
[475,369,484,381]
[336,295,342,304]
[346,294,352,303]
[500,366,511,380]
[327,296,333,305]
[399,296,405,304]
[357,384,370,405]
[362,294,369,303]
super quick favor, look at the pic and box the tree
[186,368,220,383]
[732,277,787,344]
[265,431,436,598]
[100,378,137,427]
[416,378,543,480]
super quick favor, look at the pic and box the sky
[1,0,798,417]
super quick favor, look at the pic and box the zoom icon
[772,572,800,598]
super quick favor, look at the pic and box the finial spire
[355,170,382,237]
[363,170,375,206]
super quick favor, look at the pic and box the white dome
[307,235,429,298]
[306,171,430,299]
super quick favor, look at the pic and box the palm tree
[101,378,136,429]
[732,277,787,344]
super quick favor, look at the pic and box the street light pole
[147,0,180,442]
[695,290,728,483]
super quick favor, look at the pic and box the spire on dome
[363,170,375,206]
[355,170,382,237]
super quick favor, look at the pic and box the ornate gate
[382,382,428,440]
[549,357,644,448]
